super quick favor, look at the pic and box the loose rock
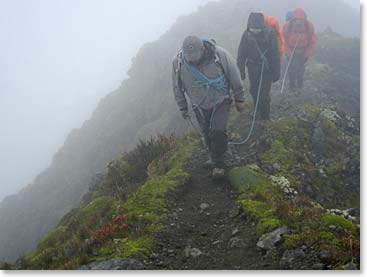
[200,203,210,210]
[318,249,331,263]
[228,237,246,248]
[184,247,203,258]
[312,263,325,270]
[280,249,306,269]
[256,227,290,250]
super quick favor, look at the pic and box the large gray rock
[78,258,144,270]
[256,227,290,250]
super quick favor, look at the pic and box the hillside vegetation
[0,0,359,265]
[4,29,360,270]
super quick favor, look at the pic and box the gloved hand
[235,101,245,113]
[181,109,190,120]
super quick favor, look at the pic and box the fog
[0,0,359,202]
[342,0,360,10]
[0,0,212,201]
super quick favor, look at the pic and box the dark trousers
[248,66,273,121]
[289,54,307,90]
[194,99,231,164]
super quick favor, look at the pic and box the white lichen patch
[320,108,341,122]
[269,175,298,198]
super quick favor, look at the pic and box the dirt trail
[146,148,279,270]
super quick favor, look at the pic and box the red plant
[113,213,129,224]
[91,214,130,244]
[119,223,129,232]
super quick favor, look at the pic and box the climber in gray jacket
[172,36,246,175]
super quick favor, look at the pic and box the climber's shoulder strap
[179,39,227,81]
[173,50,185,93]
[175,50,184,74]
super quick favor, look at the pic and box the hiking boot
[212,167,225,179]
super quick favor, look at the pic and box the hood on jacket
[293,8,307,20]
[247,12,265,31]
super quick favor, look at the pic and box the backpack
[264,15,285,55]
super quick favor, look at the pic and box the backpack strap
[174,50,185,94]
[177,40,230,95]
[247,29,271,69]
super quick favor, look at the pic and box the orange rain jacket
[283,8,315,58]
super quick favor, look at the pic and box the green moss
[79,196,118,224]
[319,231,341,246]
[284,233,305,249]
[229,104,360,268]
[229,167,270,193]
[262,140,291,169]
[256,218,281,237]
[21,137,195,270]
[230,167,284,238]
[120,140,194,256]
[260,118,312,187]
[238,200,275,221]
[237,199,281,238]
[120,236,153,258]
[321,214,356,233]
[147,159,166,178]
[37,226,67,251]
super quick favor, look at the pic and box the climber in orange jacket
[283,8,315,91]
[264,14,285,56]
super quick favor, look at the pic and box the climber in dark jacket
[237,13,280,121]
[172,36,245,175]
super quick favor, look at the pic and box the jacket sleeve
[218,47,245,103]
[172,58,188,111]
[306,21,316,58]
[269,30,281,82]
[237,32,248,80]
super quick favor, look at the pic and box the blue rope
[183,61,229,94]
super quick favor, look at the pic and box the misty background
[0,0,212,201]
[0,0,359,202]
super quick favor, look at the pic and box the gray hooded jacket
[172,41,245,111]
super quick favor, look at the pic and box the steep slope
[0,27,358,270]
[0,0,359,263]
[6,30,360,270]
